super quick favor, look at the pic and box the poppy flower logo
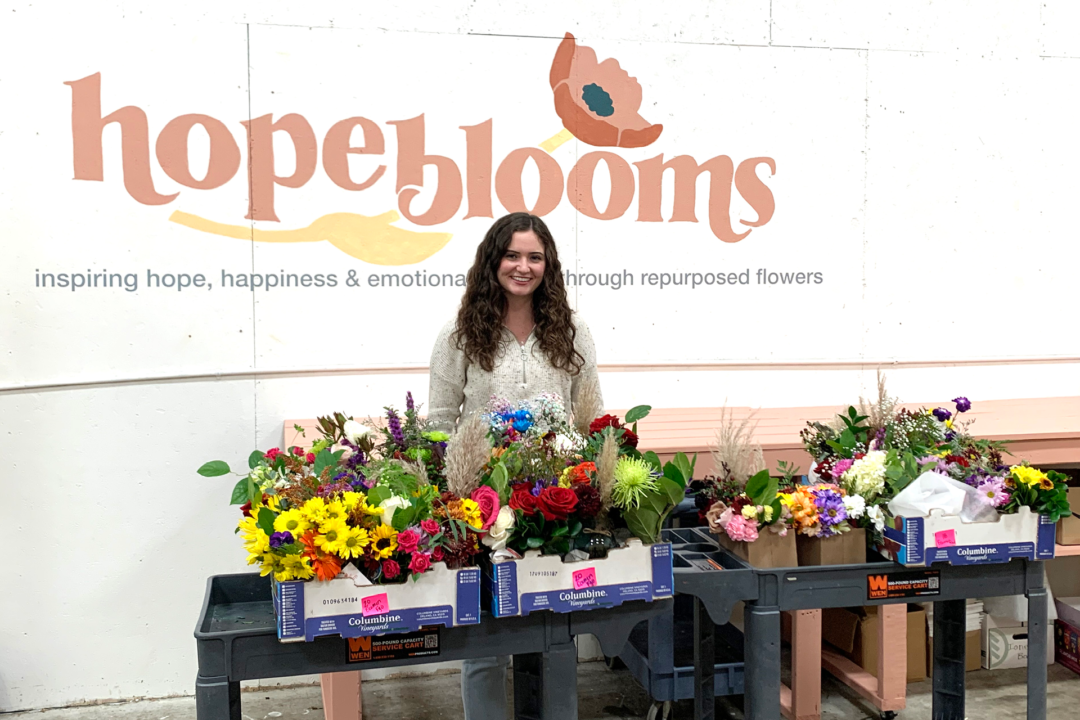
[548,33,663,149]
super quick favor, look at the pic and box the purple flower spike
[386,408,405,446]
[406,391,415,412]
[952,396,972,413]
[932,407,952,422]
[269,531,294,549]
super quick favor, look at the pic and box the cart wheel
[646,701,673,720]
[879,712,897,720]
[604,655,626,671]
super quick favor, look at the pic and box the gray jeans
[461,655,509,719]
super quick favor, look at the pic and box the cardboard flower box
[273,563,481,642]
[796,528,867,566]
[879,506,1056,567]
[486,539,673,617]
[715,529,798,568]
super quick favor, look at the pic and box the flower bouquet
[454,392,682,616]
[694,409,799,566]
[800,378,1070,566]
[199,398,483,642]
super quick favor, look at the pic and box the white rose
[379,495,410,526]
[481,506,517,551]
[343,420,372,444]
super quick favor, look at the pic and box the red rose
[305,452,316,463]
[420,519,440,535]
[409,552,432,574]
[536,486,579,521]
[621,428,639,448]
[265,448,282,462]
[509,484,538,516]
[432,546,444,562]
[470,486,501,529]
[291,446,304,456]
[589,414,623,435]
[240,501,253,517]
[382,559,401,579]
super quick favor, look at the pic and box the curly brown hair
[453,212,583,374]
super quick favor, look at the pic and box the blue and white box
[486,539,674,617]
[273,563,481,643]
[880,506,1056,567]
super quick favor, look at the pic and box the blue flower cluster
[498,408,534,433]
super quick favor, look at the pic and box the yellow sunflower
[329,526,370,559]
[369,523,399,560]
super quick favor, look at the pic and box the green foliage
[625,405,652,423]
[198,460,230,477]
[248,451,264,470]
[256,508,276,537]
[230,478,249,505]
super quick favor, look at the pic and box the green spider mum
[612,457,659,510]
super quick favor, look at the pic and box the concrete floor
[9,662,1080,719]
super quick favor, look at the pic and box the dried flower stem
[444,412,490,498]
[858,370,899,431]
[711,406,764,488]
[573,374,604,435]
[596,432,619,513]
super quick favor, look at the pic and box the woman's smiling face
[498,229,546,298]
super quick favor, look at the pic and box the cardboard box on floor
[925,599,984,673]
[821,605,927,683]
[927,630,983,673]
[982,614,1054,669]
[1054,597,1080,676]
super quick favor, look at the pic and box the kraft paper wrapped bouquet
[199,400,490,585]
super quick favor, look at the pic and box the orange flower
[549,33,663,149]
[300,529,342,581]
[309,553,342,582]
[570,461,597,484]
[788,490,818,530]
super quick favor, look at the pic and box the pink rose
[432,546,444,562]
[306,452,316,463]
[397,528,421,554]
[420,519,440,536]
[409,552,432,574]
[470,486,501,530]
[265,448,282,461]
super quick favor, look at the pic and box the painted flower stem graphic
[168,210,452,266]
[541,33,663,153]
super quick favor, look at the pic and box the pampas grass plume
[444,412,490,498]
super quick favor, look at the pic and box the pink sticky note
[572,567,597,590]
[935,529,957,548]
[362,593,389,617]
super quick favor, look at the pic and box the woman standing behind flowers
[428,211,602,720]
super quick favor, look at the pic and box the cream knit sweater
[427,314,603,433]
